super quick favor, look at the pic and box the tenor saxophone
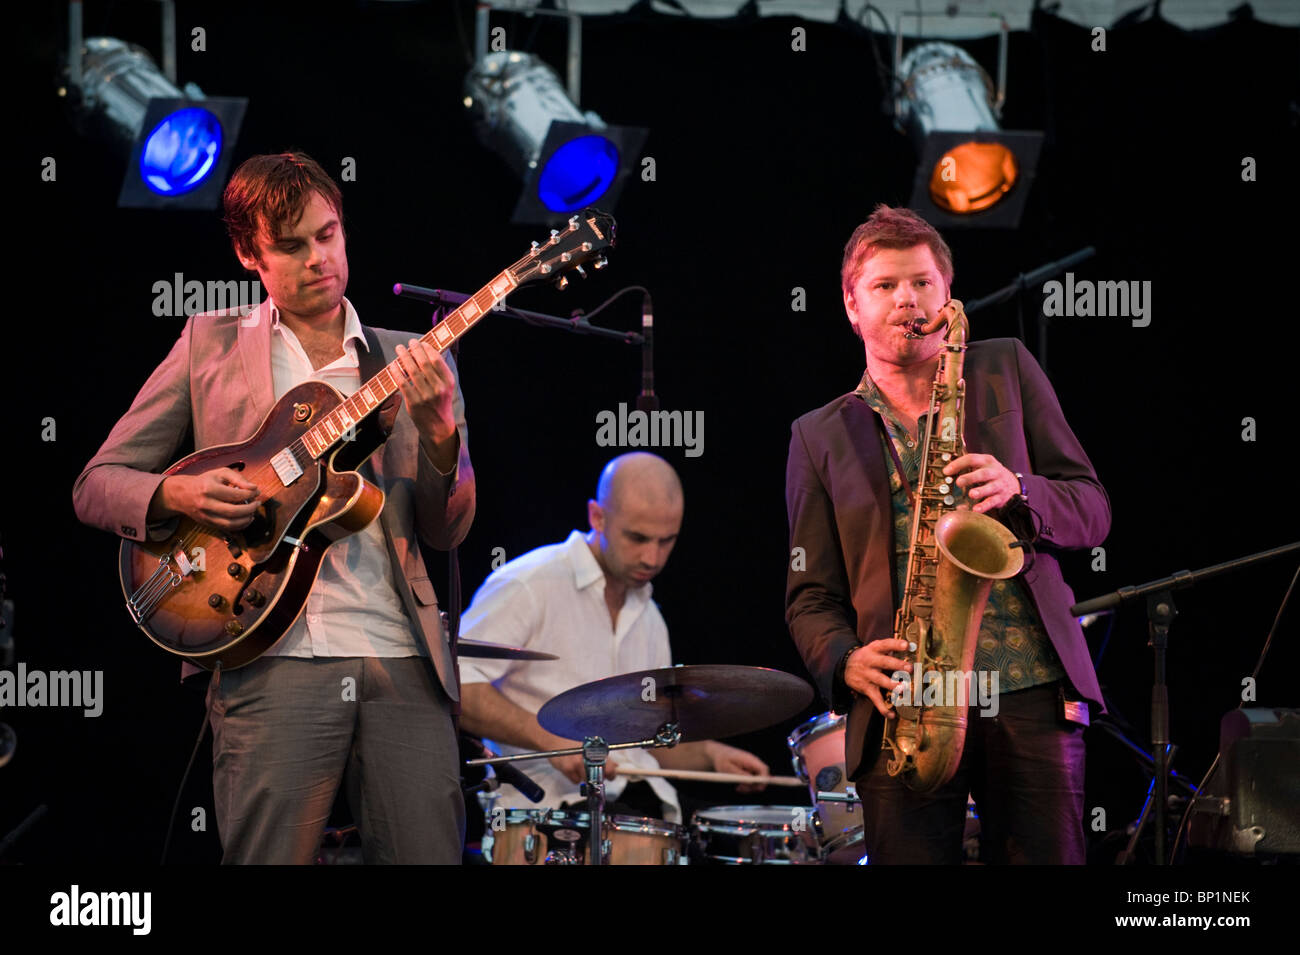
[880,299,1024,793]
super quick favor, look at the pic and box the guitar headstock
[510,208,617,290]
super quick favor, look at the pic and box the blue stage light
[536,134,619,213]
[140,107,223,196]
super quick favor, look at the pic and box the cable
[161,660,221,864]
[568,284,650,326]
[1169,560,1299,863]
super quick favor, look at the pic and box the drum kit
[460,640,875,865]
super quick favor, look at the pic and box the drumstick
[609,764,806,787]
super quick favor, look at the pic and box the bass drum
[483,808,685,865]
[690,806,823,864]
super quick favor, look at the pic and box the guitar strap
[357,324,462,726]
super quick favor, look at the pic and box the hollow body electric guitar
[120,210,615,668]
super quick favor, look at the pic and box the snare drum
[483,808,685,865]
[691,806,822,864]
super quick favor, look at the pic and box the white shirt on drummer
[460,530,682,821]
[262,297,420,658]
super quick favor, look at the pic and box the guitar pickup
[271,448,304,486]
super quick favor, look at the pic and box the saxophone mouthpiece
[903,315,944,339]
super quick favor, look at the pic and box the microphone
[493,760,546,803]
[392,283,446,305]
[635,291,658,412]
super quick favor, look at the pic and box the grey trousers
[205,655,464,864]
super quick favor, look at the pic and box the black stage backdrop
[4,0,1298,868]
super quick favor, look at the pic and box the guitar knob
[224,620,244,637]
[246,589,265,608]
[227,542,242,558]
[227,563,242,578]
[208,594,225,609]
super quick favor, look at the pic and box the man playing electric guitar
[73,151,474,863]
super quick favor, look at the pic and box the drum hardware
[816,785,859,804]
[469,665,814,865]
[468,723,683,866]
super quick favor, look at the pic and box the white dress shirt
[460,531,682,821]
[262,297,419,658]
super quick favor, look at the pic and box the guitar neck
[297,207,615,460]
[298,266,520,461]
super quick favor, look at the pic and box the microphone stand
[961,246,1096,377]
[394,284,644,346]
[1071,539,1300,864]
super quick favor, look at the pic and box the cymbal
[538,664,813,744]
[456,639,558,661]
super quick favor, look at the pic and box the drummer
[460,452,769,823]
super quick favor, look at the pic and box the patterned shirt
[853,369,1065,694]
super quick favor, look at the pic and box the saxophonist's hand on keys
[845,639,914,717]
[944,453,1020,514]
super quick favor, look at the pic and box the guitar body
[118,380,386,669]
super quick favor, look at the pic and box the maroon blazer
[785,337,1109,780]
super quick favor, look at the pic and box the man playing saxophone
[784,205,1110,864]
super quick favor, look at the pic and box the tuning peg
[549,229,560,243]
[555,275,569,290]
[581,241,593,252]
[568,214,579,228]
[575,265,587,279]
[530,241,540,254]
[592,255,608,270]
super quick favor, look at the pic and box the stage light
[896,41,1042,229]
[74,37,245,209]
[464,51,646,224]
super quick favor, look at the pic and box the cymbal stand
[466,722,682,865]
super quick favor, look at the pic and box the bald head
[586,453,684,592]
[595,452,683,518]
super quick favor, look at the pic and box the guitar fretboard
[299,268,519,460]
